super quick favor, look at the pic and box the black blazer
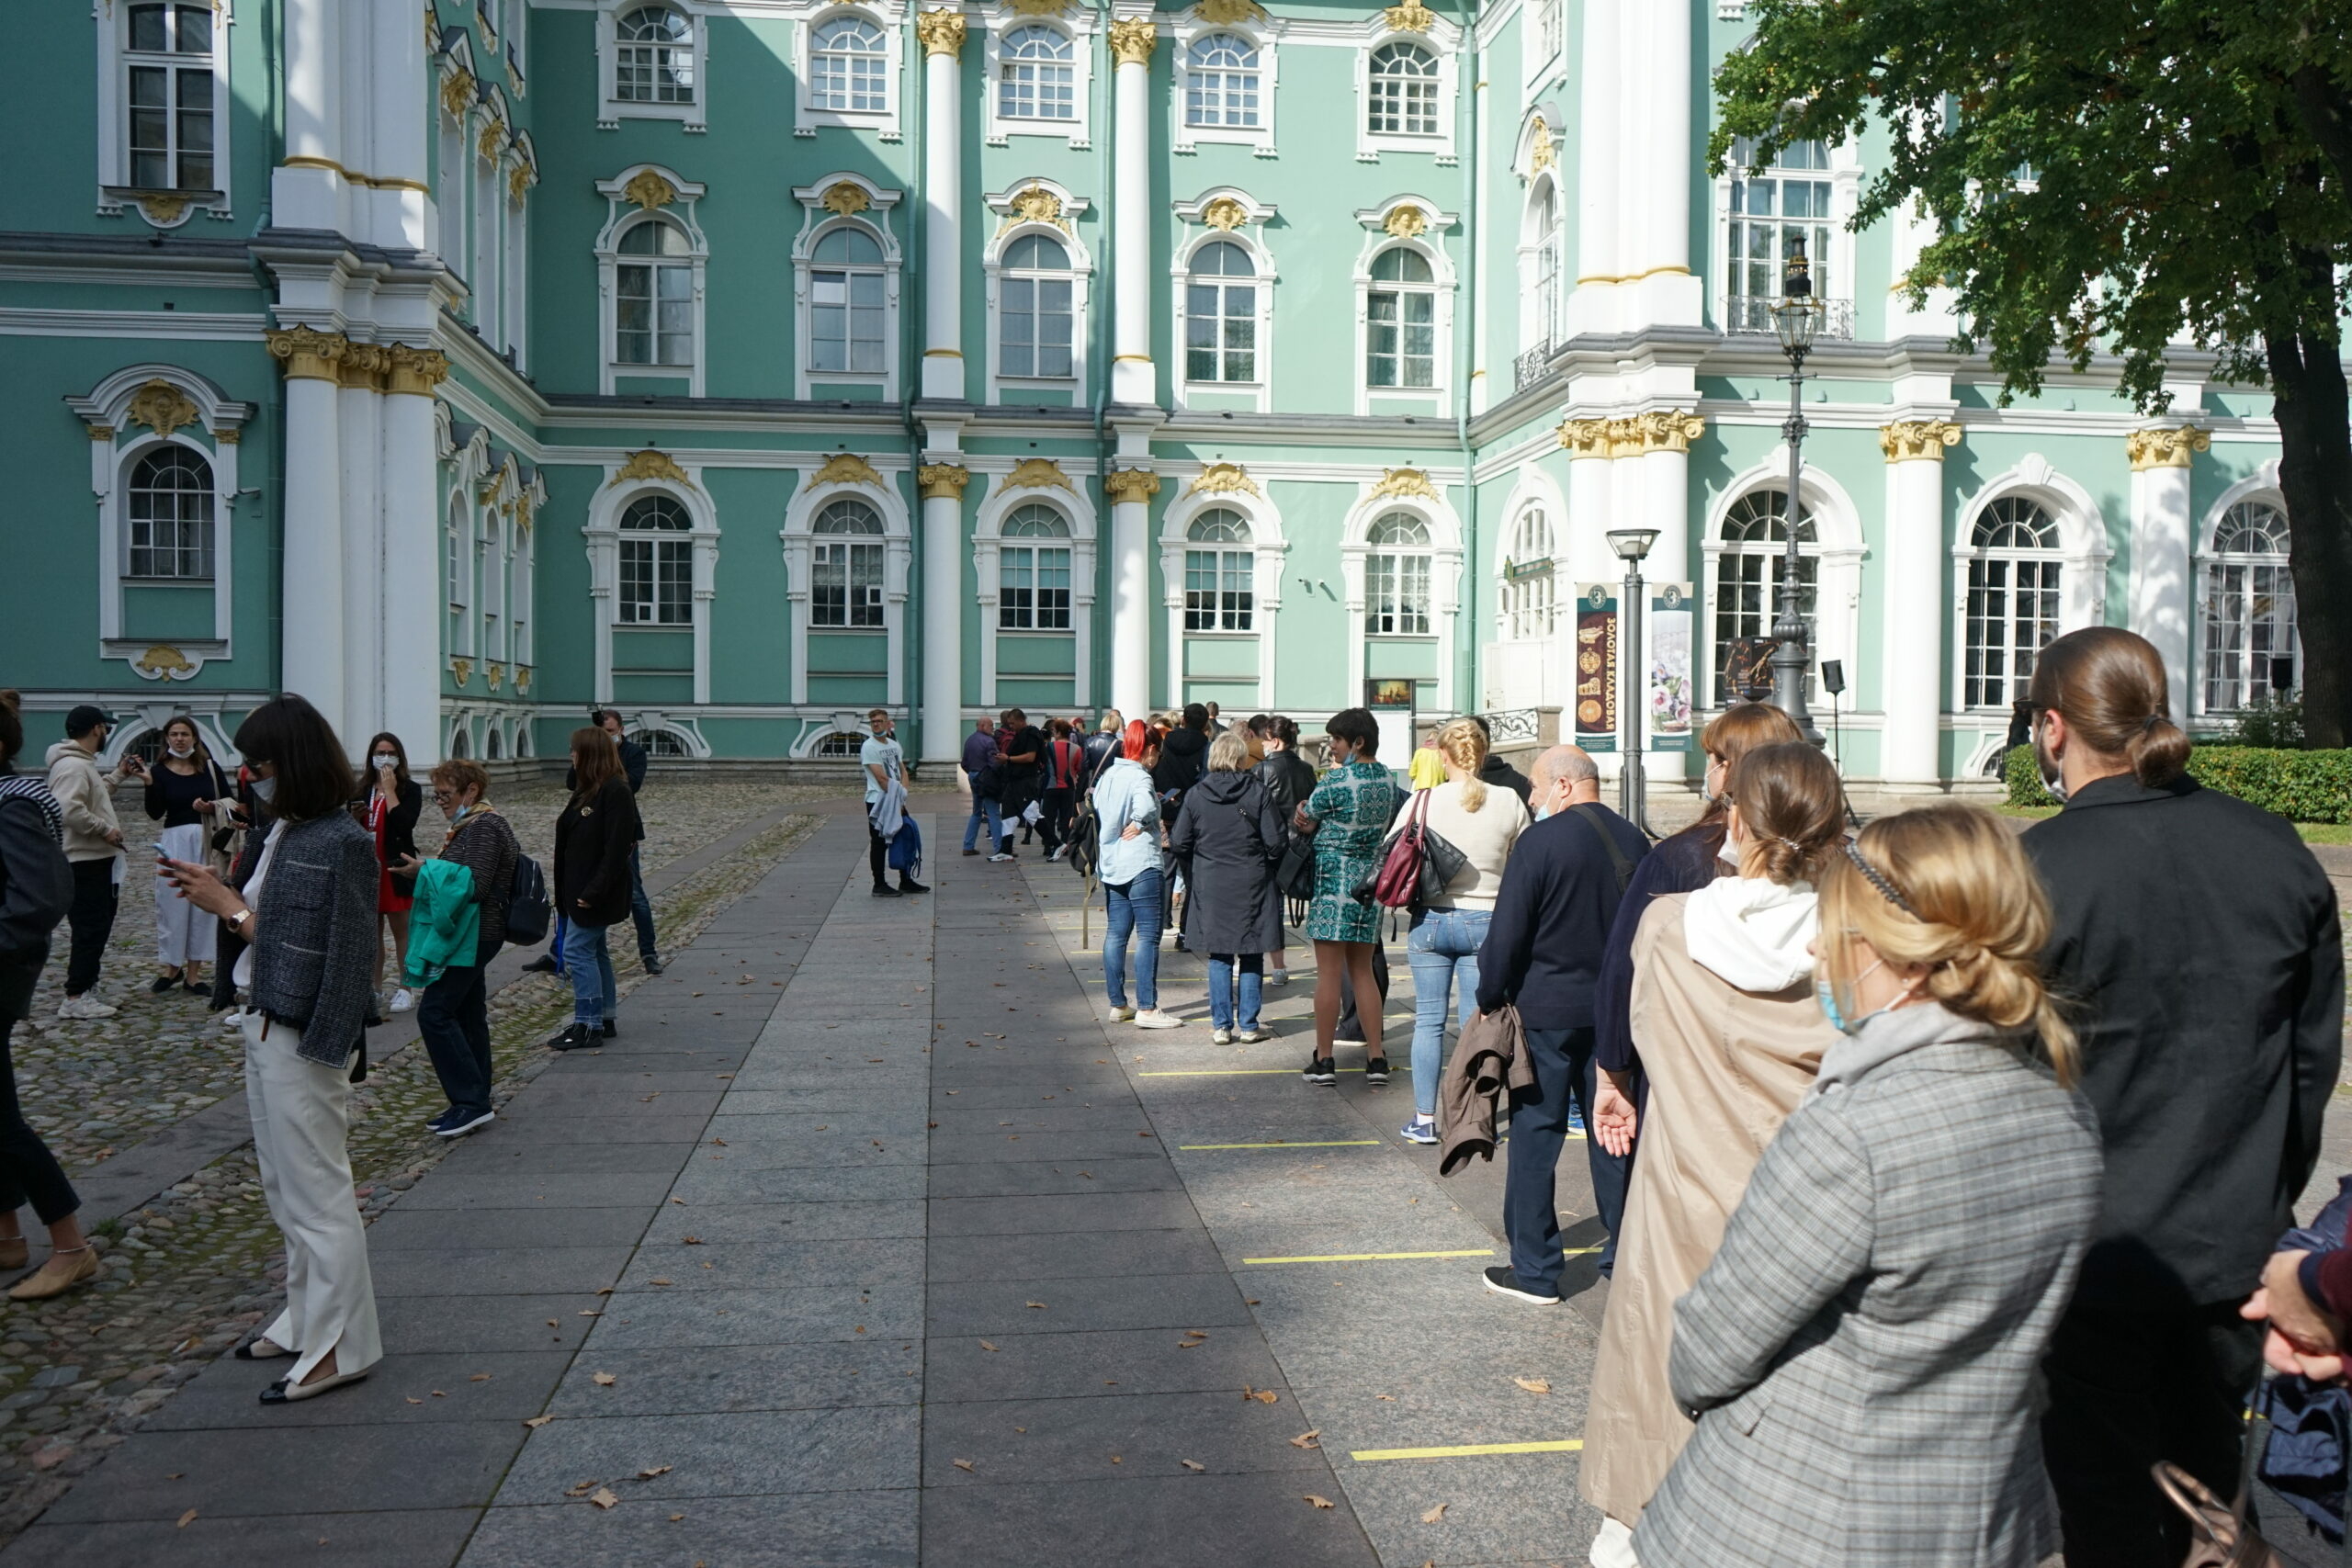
[2023,773,2344,1309]
[553,775,643,929]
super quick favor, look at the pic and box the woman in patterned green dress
[1293,708,1403,1086]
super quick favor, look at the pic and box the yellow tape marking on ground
[1240,1248,1496,1265]
[1138,1066,1412,1077]
[1178,1140,1383,1150]
[1351,1438,1584,1461]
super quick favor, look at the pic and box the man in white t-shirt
[860,708,927,898]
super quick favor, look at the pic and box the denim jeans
[562,919,618,1026]
[1406,908,1488,1117]
[963,774,1002,852]
[1207,953,1262,1032]
[1102,868,1163,1011]
[627,845,656,959]
[1504,1025,1632,1290]
[418,952,492,1118]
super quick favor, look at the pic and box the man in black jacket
[1468,716,1534,805]
[2023,628,2344,1568]
[1475,744,1647,1305]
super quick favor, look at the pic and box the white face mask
[166,743,194,759]
[250,775,277,803]
[372,754,398,772]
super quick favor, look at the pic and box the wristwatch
[228,908,253,931]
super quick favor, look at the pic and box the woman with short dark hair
[142,715,232,996]
[161,694,382,1402]
[548,727,641,1051]
[1294,708,1401,1085]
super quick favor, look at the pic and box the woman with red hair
[1090,722,1182,1029]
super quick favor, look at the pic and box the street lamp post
[1607,526,1659,830]
[1769,240,1826,745]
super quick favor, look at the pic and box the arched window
[618,495,692,625]
[814,730,865,757]
[1184,242,1258,385]
[446,498,469,650]
[1712,489,1816,704]
[449,726,471,760]
[811,498,885,628]
[1000,233,1074,379]
[810,16,888,113]
[2202,501,2298,712]
[1961,497,2063,711]
[633,728,690,757]
[126,447,215,580]
[1000,26,1076,121]
[485,728,505,761]
[1502,506,1556,641]
[1367,247,1436,389]
[1522,183,1560,353]
[809,226,886,374]
[125,3,217,191]
[1365,513,1431,635]
[1727,137,1832,333]
[615,220,694,366]
[1185,510,1255,631]
[616,6,695,104]
[1367,41,1439,136]
[999,505,1072,630]
[1185,35,1261,128]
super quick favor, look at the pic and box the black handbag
[1416,823,1470,908]
[1275,836,1317,901]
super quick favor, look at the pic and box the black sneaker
[640,952,663,976]
[521,953,560,975]
[1302,1055,1338,1087]
[872,883,902,898]
[899,878,930,895]
[435,1108,494,1138]
[1481,1266,1563,1306]
[1363,1057,1391,1087]
[547,1022,595,1051]
[601,1019,618,1039]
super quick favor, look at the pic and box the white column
[1635,416,1700,783]
[267,330,348,741]
[1109,16,1159,405]
[274,0,346,234]
[2129,426,2206,721]
[1880,421,1959,786]
[1621,0,1702,329]
[380,348,448,764]
[1105,468,1158,718]
[1562,0,1621,337]
[918,460,970,762]
[1559,419,1618,773]
[918,11,967,401]
[367,0,429,251]
[337,346,385,750]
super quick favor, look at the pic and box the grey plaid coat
[1634,1004,2101,1568]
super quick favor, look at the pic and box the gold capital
[1108,17,1159,65]
[266,326,350,381]
[386,344,452,396]
[2125,425,2211,470]
[916,9,968,57]
[87,424,116,442]
[1557,417,1611,458]
[1611,411,1705,457]
[1879,419,1962,463]
[337,343,393,391]
[213,427,241,445]
[1102,468,1162,504]
[919,463,973,501]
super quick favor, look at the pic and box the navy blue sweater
[1592,819,1726,1073]
[1474,803,1649,1031]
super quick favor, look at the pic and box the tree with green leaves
[1715,1,2352,746]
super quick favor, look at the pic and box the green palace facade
[0,0,2302,782]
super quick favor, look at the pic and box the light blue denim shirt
[1091,757,1161,886]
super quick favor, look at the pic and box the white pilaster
[1637,438,1693,782]
[366,0,429,251]
[1109,15,1159,405]
[1105,467,1159,719]
[1562,0,1620,337]
[379,347,449,764]
[1881,420,1961,785]
[2129,425,2208,721]
[918,451,970,762]
[1620,0,1701,329]
[275,0,347,234]
[337,349,385,750]
[919,11,967,400]
[268,331,347,742]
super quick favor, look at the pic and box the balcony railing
[1514,341,1555,392]
[1723,295,1857,342]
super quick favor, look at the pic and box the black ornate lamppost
[1768,239,1826,744]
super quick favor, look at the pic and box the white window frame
[471,88,509,347]
[616,493,698,626]
[503,131,536,367]
[1953,496,2065,716]
[594,165,709,396]
[790,175,905,400]
[1338,482,1464,713]
[985,13,1095,149]
[1699,457,1868,719]
[975,476,1098,708]
[1159,479,1289,712]
[66,366,251,680]
[809,499,889,630]
[780,460,913,707]
[1946,457,2110,718]
[1354,28,1455,163]
[96,0,233,224]
[1170,209,1277,413]
[597,1,709,132]
[587,466,720,706]
[996,507,1075,632]
[1518,172,1562,354]
[1713,133,1863,338]
[1181,510,1258,634]
[796,4,907,140]
[1351,199,1456,414]
[981,183,1095,406]
[435,36,477,266]
[1172,14,1279,156]
[1522,0,1563,95]
[1484,465,1571,710]
[2193,468,2301,718]
[1709,488,1820,705]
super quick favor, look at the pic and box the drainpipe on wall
[1455,0,1482,716]
[901,4,927,762]
[1091,2,1115,714]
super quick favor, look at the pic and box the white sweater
[1391,778,1530,910]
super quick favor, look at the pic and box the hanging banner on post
[1573,583,1618,753]
[1646,582,1695,752]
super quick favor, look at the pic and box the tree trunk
[2265,323,2352,750]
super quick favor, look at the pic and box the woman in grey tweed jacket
[1634,806,2101,1568]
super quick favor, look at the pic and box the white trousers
[242,1012,381,1384]
[153,823,217,967]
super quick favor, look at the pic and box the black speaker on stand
[1821,660,1861,827]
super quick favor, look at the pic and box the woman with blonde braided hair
[1632,802,2101,1568]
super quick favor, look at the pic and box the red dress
[368,792,413,915]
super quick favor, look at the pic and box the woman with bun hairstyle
[2020,626,2343,1567]
[1580,740,1845,1560]
[1633,804,2102,1568]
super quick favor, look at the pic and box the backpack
[503,852,552,947]
[1064,790,1102,879]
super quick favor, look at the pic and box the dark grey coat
[1169,770,1285,956]
[235,813,380,1066]
[0,790,72,1022]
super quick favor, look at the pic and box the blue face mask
[1815,958,1883,1037]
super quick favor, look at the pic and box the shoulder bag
[1567,803,1637,895]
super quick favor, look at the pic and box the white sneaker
[1266,970,1290,987]
[1047,847,1066,862]
[1211,1027,1233,1044]
[1110,1006,1136,1022]
[59,997,117,1021]
[1134,1009,1184,1030]
[390,988,415,1013]
[1234,1028,1272,1043]
[218,1006,246,1030]
[989,852,1015,863]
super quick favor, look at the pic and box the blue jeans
[1207,953,1262,1032]
[963,774,1002,852]
[1504,1025,1633,1292]
[419,946,492,1118]
[562,919,618,1027]
[548,909,571,977]
[1102,868,1163,1011]
[1406,908,1488,1117]
[628,846,656,959]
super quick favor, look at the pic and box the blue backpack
[503,852,552,948]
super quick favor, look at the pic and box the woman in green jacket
[394,760,519,1138]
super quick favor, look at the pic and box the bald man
[1474,744,1649,1304]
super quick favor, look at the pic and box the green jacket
[401,856,480,989]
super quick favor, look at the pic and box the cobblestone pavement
[0,782,828,1544]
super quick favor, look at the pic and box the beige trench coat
[1578,891,1836,1527]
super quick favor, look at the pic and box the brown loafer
[6,1247,98,1302]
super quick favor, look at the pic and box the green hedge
[2003,744,2352,824]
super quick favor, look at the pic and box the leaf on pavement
[406,1397,424,1405]
[639,1465,673,1479]
[590,1488,620,1510]
[683,1235,704,1245]
[669,1514,685,1523]
[1513,1378,1552,1395]
[1304,1495,1335,1509]
[1290,1430,1322,1449]
[593,1371,617,1387]
[650,1278,674,1287]
[176,1508,198,1529]
[953,1459,976,1472]
[1421,1503,1448,1524]
[523,1416,553,1428]
[1025,1301,1046,1309]
[1182,1460,1206,1472]
[979,1340,1001,1352]
[1245,1386,1279,1404]
[469,1373,492,1382]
